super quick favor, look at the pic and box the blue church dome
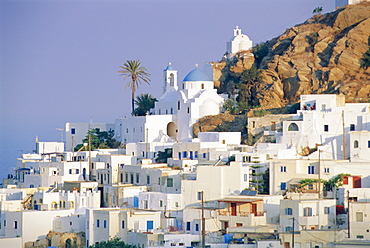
[164,63,175,71]
[183,67,211,81]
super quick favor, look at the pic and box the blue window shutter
[134,196,139,208]
[147,221,153,231]
[281,182,286,190]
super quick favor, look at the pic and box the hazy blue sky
[0,0,334,179]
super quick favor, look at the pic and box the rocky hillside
[213,2,370,109]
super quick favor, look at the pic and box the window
[324,207,330,214]
[97,219,100,228]
[76,169,79,174]
[252,121,255,128]
[136,174,140,184]
[147,175,151,185]
[304,207,313,216]
[356,212,364,222]
[3,220,5,227]
[178,101,180,110]
[368,140,370,148]
[125,173,129,182]
[354,140,359,148]
[285,208,293,215]
[183,151,187,158]
[222,139,226,144]
[280,166,287,172]
[187,107,190,113]
[324,125,329,132]
[175,202,179,207]
[70,221,72,226]
[186,222,191,231]
[14,221,17,229]
[69,169,72,174]
[243,156,251,162]
[159,200,163,207]
[322,104,326,110]
[104,220,107,228]
[122,220,125,229]
[178,152,181,159]
[285,226,293,232]
[195,151,198,158]
[201,83,204,89]
[167,178,173,187]
[350,124,355,131]
[324,168,330,174]
[357,235,364,239]
[281,182,287,190]
[308,165,315,174]
[195,224,199,231]
[244,174,248,181]
[71,128,75,135]
[203,153,207,159]
[130,173,134,184]
[197,192,202,200]
[288,123,299,131]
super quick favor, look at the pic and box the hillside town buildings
[2,27,370,248]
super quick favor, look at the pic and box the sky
[0,0,335,180]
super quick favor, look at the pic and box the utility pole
[71,136,75,161]
[292,217,295,248]
[347,190,350,238]
[342,110,346,160]
[318,150,321,199]
[146,128,149,159]
[88,133,92,181]
[201,191,205,248]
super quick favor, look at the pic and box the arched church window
[354,140,359,148]
[288,123,299,131]
[170,73,174,86]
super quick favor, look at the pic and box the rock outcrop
[213,2,370,109]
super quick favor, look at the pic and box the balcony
[218,209,266,217]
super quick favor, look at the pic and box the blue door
[147,220,154,231]
[133,196,139,208]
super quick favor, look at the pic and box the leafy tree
[237,67,263,106]
[312,7,323,15]
[155,148,172,163]
[252,42,269,66]
[222,99,238,114]
[74,129,120,151]
[360,48,370,70]
[118,60,151,115]
[133,93,158,116]
[89,237,137,248]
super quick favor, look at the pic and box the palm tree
[133,93,158,116]
[118,60,151,115]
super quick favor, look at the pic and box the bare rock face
[213,2,370,109]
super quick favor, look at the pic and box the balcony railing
[218,210,266,217]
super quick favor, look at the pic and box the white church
[115,63,226,144]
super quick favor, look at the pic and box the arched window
[354,140,359,148]
[51,201,58,209]
[201,83,204,89]
[69,201,75,209]
[288,123,299,131]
